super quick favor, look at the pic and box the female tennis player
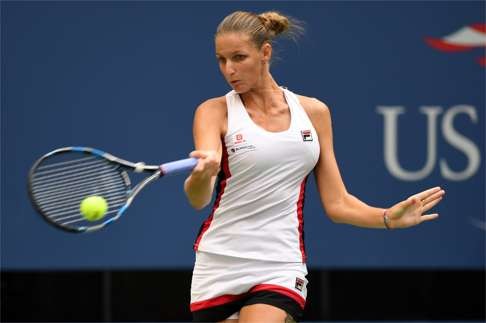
[184,10,445,323]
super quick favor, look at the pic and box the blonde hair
[216,11,303,48]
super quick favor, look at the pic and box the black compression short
[192,290,303,322]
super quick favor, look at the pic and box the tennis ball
[80,196,108,221]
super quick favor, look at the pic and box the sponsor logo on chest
[301,130,313,141]
[230,133,256,154]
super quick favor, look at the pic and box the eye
[233,54,246,61]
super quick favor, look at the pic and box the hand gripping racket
[28,147,197,233]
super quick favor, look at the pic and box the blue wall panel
[1,1,484,269]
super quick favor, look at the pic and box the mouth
[230,80,241,85]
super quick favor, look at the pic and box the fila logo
[295,277,305,291]
[301,130,313,141]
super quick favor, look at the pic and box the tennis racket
[28,146,197,233]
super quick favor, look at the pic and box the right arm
[184,97,227,210]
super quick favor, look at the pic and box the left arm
[300,96,445,229]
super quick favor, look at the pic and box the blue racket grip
[160,157,198,176]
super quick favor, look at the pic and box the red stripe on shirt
[193,141,231,251]
[296,176,307,263]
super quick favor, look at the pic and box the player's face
[215,32,267,93]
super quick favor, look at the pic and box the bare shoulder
[194,96,227,135]
[295,94,331,128]
[196,96,227,117]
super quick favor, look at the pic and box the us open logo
[425,23,486,67]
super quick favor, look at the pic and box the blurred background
[1,1,484,322]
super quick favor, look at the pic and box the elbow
[322,191,352,224]
[326,210,345,224]
[324,202,347,224]
[189,199,209,211]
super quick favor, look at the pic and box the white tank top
[194,88,320,263]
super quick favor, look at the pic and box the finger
[415,187,442,200]
[423,197,443,212]
[420,213,439,223]
[193,157,219,174]
[415,186,442,201]
[422,190,445,211]
[192,161,205,173]
[190,150,208,158]
[422,189,445,205]
[191,155,209,170]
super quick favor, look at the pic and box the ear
[261,42,272,63]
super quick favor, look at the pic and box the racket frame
[28,146,196,233]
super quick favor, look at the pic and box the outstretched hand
[386,187,445,229]
[189,150,220,179]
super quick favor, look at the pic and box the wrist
[383,209,392,230]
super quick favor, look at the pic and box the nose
[224,61,236,76]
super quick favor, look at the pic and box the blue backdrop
[2,1,484,270]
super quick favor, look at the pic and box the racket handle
[160,157,198,176]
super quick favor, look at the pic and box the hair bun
[258,11,290,36]
[216,10,304,48]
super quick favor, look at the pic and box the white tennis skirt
[190,251,309,313]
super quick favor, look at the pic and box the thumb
[395,197,415,209]
[407,196,421,207]
[391,197,416,218]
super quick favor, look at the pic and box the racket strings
[35,155,97,171]
[33,175,124,202]
[61,208,124,226]
[48,199,127,222]
[40,189,127,213]
[30,154,129,229]
[32,163,117,190]
[34,155,100,175]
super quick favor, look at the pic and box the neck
[240,72,284,112]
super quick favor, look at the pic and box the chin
[231,84,250,94]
